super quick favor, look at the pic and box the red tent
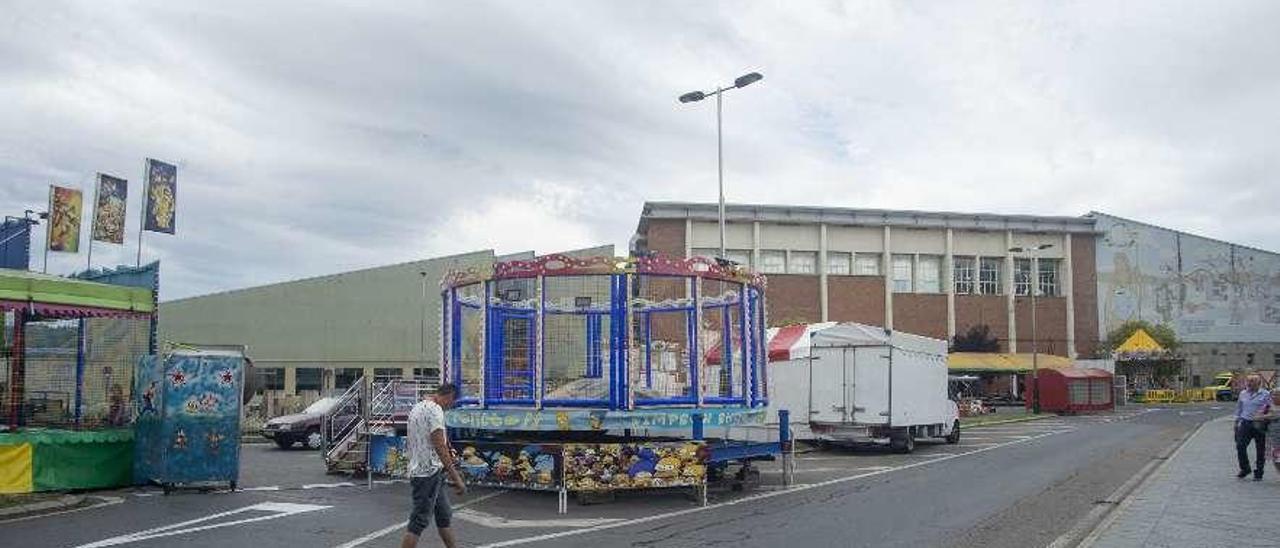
[1024,367,1114,414]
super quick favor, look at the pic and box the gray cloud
[2,1,1277,300]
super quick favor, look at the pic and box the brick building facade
[632,202,1102,358]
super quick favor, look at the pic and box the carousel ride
[350,254,793,510]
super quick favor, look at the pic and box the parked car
[263,397,342,449]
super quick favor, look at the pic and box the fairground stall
[0,268,154,493]
[1023,367,1115,414]
[335,254,792,511]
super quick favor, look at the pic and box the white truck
[730,322,959,453]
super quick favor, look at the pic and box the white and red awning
[705,322,836,365]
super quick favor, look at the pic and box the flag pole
[87,175,98,272]
[136,160,147,267]
[43,185,52,273]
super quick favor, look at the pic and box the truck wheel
[891,432,915,454]
[275,439,294,450]
[945,421,960,444]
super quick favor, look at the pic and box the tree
[1105,320,1180,352]
[952,324,1000,352]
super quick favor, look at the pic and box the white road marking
[759,467,845,474]
[332,490,507,548]
[239,486,281,492]
[454,508,624,528]
[76,502,329,547]
[302,482,356,489]
[473,430,1063,547]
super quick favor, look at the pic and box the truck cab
[1207,372,1236,401]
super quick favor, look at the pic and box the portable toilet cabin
[1024,367,1114,414]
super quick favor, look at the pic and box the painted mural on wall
[1094,213,1280,343]
[563,441,706,491]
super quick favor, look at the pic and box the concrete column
[946,228,956,340]
[323,368,335,392]
[284,366,298,396]
[752,221,761,271]
[402,366,414,380]
[684,218,693,258]
[1065,233,1077,358]
[883,226,893,330]
[1005,231,1017,353]
[819,223,829,322]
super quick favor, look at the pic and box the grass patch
[960,412,1052,428]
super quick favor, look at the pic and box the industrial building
[632,202,1101,359]
[159,246,612,399]
[631,202,1280,386]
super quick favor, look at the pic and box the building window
[260,368,284,391]
[854,253,881,276]
[916,255,941,293]
[788,251,817,274]
[691,248,717,259]
[1038,259,1060,296]
[296,367,323,392]
[725,249,752,268]
[1247,353,1255,365]
[953,257,975,294]
[335,368,364,390]
[1192,375,1202,388]
[1014,258,1033,296]
[759,250,786,274]
[979,257,1003,295]
[375,367,402,379]
[826,252,851,275]
[891,254,913,293]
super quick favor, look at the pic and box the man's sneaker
[1238,470,1251,479]
[1254,472,1264,481]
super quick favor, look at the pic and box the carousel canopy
[1115,328,1166,356]
[0,268,154,317]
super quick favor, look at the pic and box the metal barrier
[1140,388,1216,404]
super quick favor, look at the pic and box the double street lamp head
[677,71,764,103]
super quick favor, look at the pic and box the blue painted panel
[133,352,243,486]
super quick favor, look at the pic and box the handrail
[323,377,366,464]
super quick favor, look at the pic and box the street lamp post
[679,71,763,259]
[1010,244,1053,414]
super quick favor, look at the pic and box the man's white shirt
[407,399,445,477]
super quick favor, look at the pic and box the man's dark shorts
[407,472,452,535]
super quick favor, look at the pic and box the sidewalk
[1085,416,1280,548]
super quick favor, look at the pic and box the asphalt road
[0,404,1226,548]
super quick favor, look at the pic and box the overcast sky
[2,1,1277,300]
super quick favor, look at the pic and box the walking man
[401,384,466,548]
[1234,375,1270,481]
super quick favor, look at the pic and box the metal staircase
[323,375,439,475]
[323,379,367,474]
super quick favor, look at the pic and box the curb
[0,494,85,519]
[1048,415,1220,548]
[962,414,1054,429]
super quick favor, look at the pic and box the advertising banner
[47,185,83,252]
[143,159,176,234]
[563,441,706,491]
[447,407,765,431]
[91,174,128,244]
